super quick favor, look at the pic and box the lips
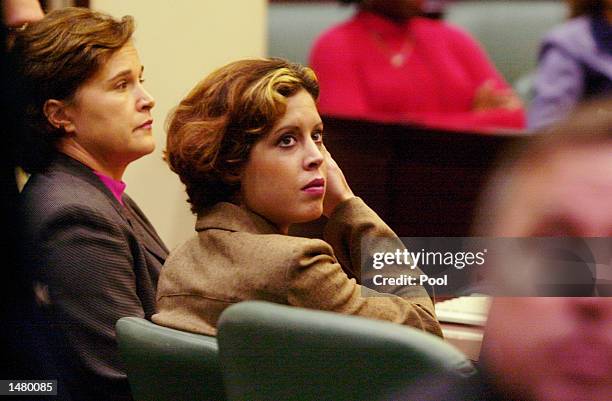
[136,119,153,130]
[302,178,325,196]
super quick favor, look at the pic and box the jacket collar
[50,153,126,212]
[49,153,168,261]
[195,202,280,235]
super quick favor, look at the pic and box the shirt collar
[195,202,280,235]
[93,171,127,206]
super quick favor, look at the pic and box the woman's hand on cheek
[322,147,355,218]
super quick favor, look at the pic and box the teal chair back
[217,301,474,401]
[116,317,225,401]
[267,2,355,65]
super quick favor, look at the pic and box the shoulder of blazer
[190,225,335,274]
[194,201,335,263]
[20,154,132,230]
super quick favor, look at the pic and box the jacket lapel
[52,154,168,261]
[123,198,168,262]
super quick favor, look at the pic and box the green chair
[217,301,474,401]
[115,317,226,401]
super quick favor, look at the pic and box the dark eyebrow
[107,66,144,83]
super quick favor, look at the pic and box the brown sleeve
[324,198,437,301]
[286,198,443,337]
[324,197,405,281]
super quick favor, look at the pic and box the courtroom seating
[217,301,475,401]
[115,317,226,401]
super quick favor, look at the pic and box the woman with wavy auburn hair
[153,58,442,337]
[13,7,168,400]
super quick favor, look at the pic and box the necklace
[369,31,413,68]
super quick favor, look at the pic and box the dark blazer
[20,154,168,401]
[154,197,442,338]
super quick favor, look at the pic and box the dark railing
[291,116,524,238]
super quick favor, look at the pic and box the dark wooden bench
[291,116,524,238]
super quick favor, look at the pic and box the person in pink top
[309,0,526,131]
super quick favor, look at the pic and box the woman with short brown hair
[13,7,168,400]
[154,58,442,338]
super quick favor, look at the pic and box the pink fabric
[309,11,526,132]
[94,171,126,206]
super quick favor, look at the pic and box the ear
[43,99,76,133]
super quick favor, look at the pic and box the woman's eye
[116,80,128,90]
[278,135,296,147]
[139,78,146,84]
[312,131,324,143]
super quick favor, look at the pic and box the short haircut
[10,7,134,173]
[165,58,320,214]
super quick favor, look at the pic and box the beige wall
[90,0,267,249]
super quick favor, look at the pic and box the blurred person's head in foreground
[393,100,612,401]
[481,296,612,401]
[478,99,612,238]
[479,100,612,401]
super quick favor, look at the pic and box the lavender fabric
[529,16,612,130]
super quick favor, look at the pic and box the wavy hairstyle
[9,7,134,173]
[165,58,319,214]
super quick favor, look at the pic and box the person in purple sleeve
[529,0,612,130]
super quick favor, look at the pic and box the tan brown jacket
[153,197,442,337]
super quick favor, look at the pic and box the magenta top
[309,11,526,131]
[94,171,126,206]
